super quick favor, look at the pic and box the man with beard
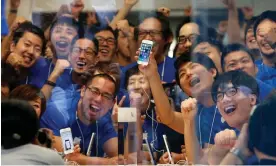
[253,10,276,87]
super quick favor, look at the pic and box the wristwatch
[230,147,247,164]
[45,80,56,87]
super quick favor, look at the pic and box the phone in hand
[60,128,74,155]
[137,40,154,65]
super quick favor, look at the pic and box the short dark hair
[12,21,46,54]
[50,16,81,39]
[9,85,46,118]
[221,43,255,72]
[71,31,99,54]
[193,36,224,53]
[86,73,119,97]
[211,70,259,103]
[124,65,140,89]
[135,11,171,41]
[253,10,276,38]
[174,52,218,86]
[2,99,39,149]
[94,25,118,42]
[1,62,20,88]
[248,94,276,157]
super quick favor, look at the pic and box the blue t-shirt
[142,109,184,153]
[256,60,276,87]
[195,104,228,147]
[256,79,275,102]
[120,56,176,88]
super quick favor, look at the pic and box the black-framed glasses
[215,87,238,102]
[138,29,162,38]
[72,47,97,57]
[96,36,116,45]
[86,86,114,101]
[178,34,199,44]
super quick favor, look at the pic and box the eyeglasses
[215,86,253,102]
[178,34,199,44]
[72,47,97,57]
[138,29,162,38]
[86,86,114,101]
[96,36,116,45]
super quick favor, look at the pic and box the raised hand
[158,7,171,17]
[221,0,236,10]
[214,129,237,149]
[181,98,198,120]
[124,0,139,7]
[10,16,27,32]
[10,0,21,9]
[241,6,254,20]
[135,50,158,79]
[111,96,126,123]
[52,59,71,76]
[6,52,24,69]
[116,19,131,36]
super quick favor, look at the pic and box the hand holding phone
[137,40,154,65]
[60,128,74,155]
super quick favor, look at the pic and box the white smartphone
[118,107,137,123]
[137,40,154,65]
[163,135,174,164]
[60,128,74,155]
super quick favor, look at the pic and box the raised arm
[109,0,138,30]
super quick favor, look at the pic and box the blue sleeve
[256,79,275,102]
[99,117,118,147]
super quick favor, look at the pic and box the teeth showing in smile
[224,105,236,114]
[23,56,32,63]
[90,105,100,113]
[100,49,109,54]
[77,61,86,67]
[190,77,200,87]
[56,41,69,48]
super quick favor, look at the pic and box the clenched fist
[214,129,237,149]
[181,98,197,120]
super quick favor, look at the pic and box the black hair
[94,25,118,43]
[1,62,20,87]
[135,11,172,41]
[2,99,39,149]
[70,30,99,54]
[85,73,119,96]
[49,16,81,40]
[175,16,192,38]
[193,36,224,53]
[211,70,259,103]
[221,43,255,72]
[244,16,257,44]
[253,10,276,38]
[12,21,46,54]
[124,65,141,89]
[174,52,218,86]
[248,94,276,157]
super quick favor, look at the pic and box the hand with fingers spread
[181,98,198,121]
[111,96,126,123]
[214,129,237,149]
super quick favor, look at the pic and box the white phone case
[60,128,74,155]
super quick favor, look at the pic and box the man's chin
[261,51,276,59]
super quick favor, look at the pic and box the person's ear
[80,86,86,98]
[10,42,16,52]
[209,68,218,79]
[249,94,257,106]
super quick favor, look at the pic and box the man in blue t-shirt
[253,11,276,87]
[41,73,120,165]
[207,70,260,165]
[221,43,275,101]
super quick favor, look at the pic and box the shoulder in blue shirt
[256,60,276,87]
[256,79,275,102]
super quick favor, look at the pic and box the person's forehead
[74,38,94,48]
[218,82,234,91]
[53,23,76,31]
[257,19,276,30]
[139,17,162,30]
[129,73,144,80]
[225,50,251,61]
[178,61,193,72]
[194,42,213,52]
[90,77,115,91]
[21,32,42,45]
[95,30,115,38]
[179,23,199,36]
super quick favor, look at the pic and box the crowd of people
[1,0,276,165]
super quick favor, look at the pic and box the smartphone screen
[60,128,74,154]
[138,40,153,65]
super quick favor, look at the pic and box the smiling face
[50,24,77,58]
[10,32,42,68]
[178,62,216,98]
[178,23,200,54]
[224,50,257,77]
[193,42,222,73]
[127,73,151,113]
[80,76,115,123]
[256,19,276,58]
[246,27,259,50]
[216,83,256,130]
[69,38,98,73]
[95,30,116,62]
